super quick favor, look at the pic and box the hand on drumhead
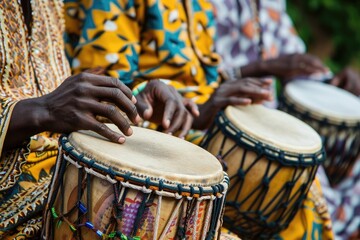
[263,53,328,81]
[135,80,199,138]
[331,67,360,96]
[192,78,271,130]
[40,73,140,143]
[211,78,273,107]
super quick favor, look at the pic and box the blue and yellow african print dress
[65,0,222,104]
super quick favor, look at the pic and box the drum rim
[283,81,360,126]
[60,135,229,198]
[202,111,326,167]
[281,92,360,128]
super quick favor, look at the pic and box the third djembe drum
[281,80,360,185]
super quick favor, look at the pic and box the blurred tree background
[287,0,360,72]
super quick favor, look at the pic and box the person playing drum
[64,0,273,135]
[63,0,334,239]
[0,1,200,238]
[212,0,359,238]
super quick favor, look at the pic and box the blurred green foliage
[287,0,360,72]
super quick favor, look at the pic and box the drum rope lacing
[280,95,360,186]
[200,111,324,239]
[44,135,229,240]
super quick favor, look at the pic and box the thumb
[136,95,153,120]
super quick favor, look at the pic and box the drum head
[284,80,360,124]
[225,105,322,154]
[68,125,223,185]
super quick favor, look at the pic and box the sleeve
[64,0,145,87]
[276,1,306,55]
[0,99,28,191]
[211,0,252,81]
[0,99,18,157]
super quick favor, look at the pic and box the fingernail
[180,136,185,139]
[261,89,270,94]
[168,132,173,135]
[127,127,133,135]
[143,109,151,118]
[132,95,137,104]
[118,137,126,144]
[165,119,170,128]
[135,114,141,123]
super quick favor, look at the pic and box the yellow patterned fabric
[64,0,221,104]
[220,228,242,240]
[0,1,70,238]
[276,177,334,240]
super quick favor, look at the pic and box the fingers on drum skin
[183,98,200,117]
[162,99,178,129]
[86,100,133,137]
[91,120,127,144]
[88,86,140,124]
[166,106,188,135]
[178,113,193,139]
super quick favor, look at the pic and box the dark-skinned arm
[3,73,140,152]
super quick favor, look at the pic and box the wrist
[15,97,51,132]
[240,61,267,78]
[257,60,269,76]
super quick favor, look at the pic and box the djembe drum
[280,80,360,185]
[42,125,229,240]
[201,105,325,239]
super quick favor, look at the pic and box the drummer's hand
[193,78,272,129]
[261,53,328,80]
[135,80,199,138]
[331,67,360,96]
[213,78,273,107]
[41,73,140,143]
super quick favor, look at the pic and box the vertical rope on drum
[206,191,222,240]
[201,196,214,240]
[86,171,92,222]
[159,197,183,240]
[153,194,162,240]
[233,155,263,206]
[112,181,122,233]
[215,191,227,237]
[76,166,83,239]
[132,192,150,236]
[228,149,248,199]
[176,198,188,239]
[193,199,201,239]
[47,146,65,239]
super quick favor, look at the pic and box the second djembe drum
[201,105,325,239]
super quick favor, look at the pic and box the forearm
[3,97,49,150]
[240,61,268,78]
